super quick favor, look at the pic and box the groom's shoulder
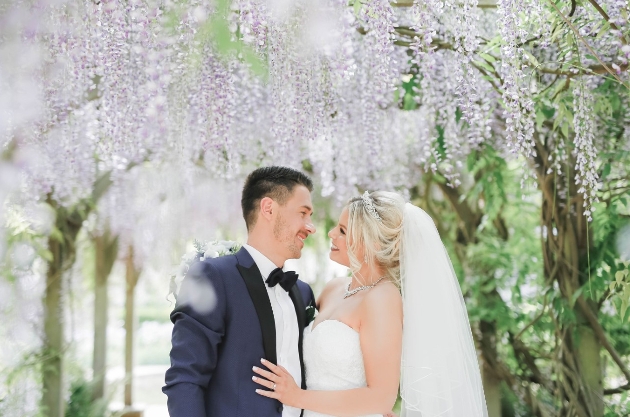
[202,253,239,268]
[187,254,239,281]
[295,278,315,302]
[295,278,313,291]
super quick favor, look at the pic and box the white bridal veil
[400,203,488,417]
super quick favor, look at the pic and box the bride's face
[328,208,350,266]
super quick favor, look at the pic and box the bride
[252,191,489,417]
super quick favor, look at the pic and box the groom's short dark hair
[242,166,313,231]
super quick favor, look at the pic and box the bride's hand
[253,358,302,408]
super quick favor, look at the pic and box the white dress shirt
[243,244,302,417]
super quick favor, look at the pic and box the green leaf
[621,285,630,320]
[40,249,53,263]
[473,60,496,74]
[92,170,113,202]
[596,22,611,39]
[536,107,546,130]
[353,0,362,17]
[542,106,555,119]
[570,287,583,307]
[616,270,626,285]
[49,227,64,244]
[402,93,417,110]
[522,50,540,68]
[553,102,566,130]
[479,52,497,63]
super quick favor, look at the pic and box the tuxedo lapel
[235,249,277,365]
[288,285,306,330]
[288,285,307,389]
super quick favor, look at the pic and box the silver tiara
[361,191,382,222]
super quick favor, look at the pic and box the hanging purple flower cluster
[572,81,599,221]
[496,0,536,159]
[2,0,628,231]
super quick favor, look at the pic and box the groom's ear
[259,197,275,221]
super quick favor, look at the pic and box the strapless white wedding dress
[302,320,380,417]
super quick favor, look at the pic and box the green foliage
[65,376,108,417]
[466,147,509,225]
[399,73,419,111]
[160,0,267,78]
[0,350,43,417]
[604,391,630,417]
[419,136,630,412]
[609,262,630,322]
[588,187,630,320]
[1,204,54,281]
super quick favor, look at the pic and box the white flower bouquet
[168,239,241,304]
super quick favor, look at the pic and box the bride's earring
[364,255,368,264]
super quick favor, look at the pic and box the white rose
[204,244,223,259]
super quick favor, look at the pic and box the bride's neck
[350,265,386,289]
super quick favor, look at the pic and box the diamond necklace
[344,276,386,299]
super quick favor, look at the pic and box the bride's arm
[254,283,403,417]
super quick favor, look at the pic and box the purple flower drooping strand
[497,0,536,160]
[573,81,599,221]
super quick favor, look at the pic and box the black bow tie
[266,268,298,292]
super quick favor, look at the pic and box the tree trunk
[92,230,119,401]
[40,174,111,416]
[575,324,604,416]
[479,321,502,417]
[42,200,84,417]
[43,237,65,417]
[124,246,141,408]
[534,135,603,417]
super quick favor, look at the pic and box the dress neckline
[310,319,359,334]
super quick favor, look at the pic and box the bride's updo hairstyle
[346,191,405,288]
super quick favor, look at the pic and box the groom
[163,166,317,417]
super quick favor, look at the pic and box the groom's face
[272,185,316,260]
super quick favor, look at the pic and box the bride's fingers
[253,366,278,381]
[252,375,275,390]
[261,359,292,377]
[256,388,279,400]
[275,364,290,376]
[260,358,276,370]
[260,358,285,373]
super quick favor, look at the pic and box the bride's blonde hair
[346,191,405,288]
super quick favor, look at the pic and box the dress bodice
[302,320,380,417]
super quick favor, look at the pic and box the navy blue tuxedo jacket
[163,247,315,417]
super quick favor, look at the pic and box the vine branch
[576,296,630,383]
[586,0,628,44]
[545,0,629,89]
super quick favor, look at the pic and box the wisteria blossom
[1,0,630,415]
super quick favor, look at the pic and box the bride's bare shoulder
[317,276,348,307]
[361,280,403,315]
[323,276,349,293]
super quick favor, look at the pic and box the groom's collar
[234,246,255,269]
[242,244,283,281]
